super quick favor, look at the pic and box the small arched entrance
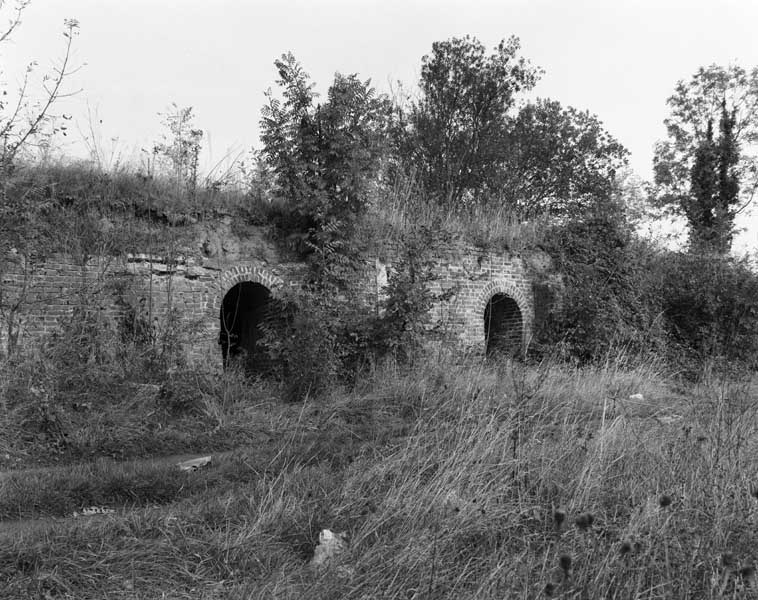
[484,294,523,357]
[219,282,271,372]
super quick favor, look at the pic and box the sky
[4,0,758,251]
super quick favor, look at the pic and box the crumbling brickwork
[1,234,557,369]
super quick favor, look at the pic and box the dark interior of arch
[484,293,523,358]
[219,282,271,373]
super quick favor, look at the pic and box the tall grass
[4,356,757,598]
[367,179,552,254]
[3,159,263,228]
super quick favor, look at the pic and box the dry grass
[365,182,552,254]
[3,357,758,598]
[3,160,262,231]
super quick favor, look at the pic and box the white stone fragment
[73,506,116,517]
[310,529,348,569]
[177,456,212,472]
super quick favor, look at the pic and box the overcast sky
[4,0,758,250]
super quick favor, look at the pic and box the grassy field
[3,357,757,599]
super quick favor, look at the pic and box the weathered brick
[1,239,561,367]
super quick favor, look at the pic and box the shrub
[259,289,340,402]
[371,224,446,364]
[654,252,758,373]
[540,196,758,374]
[540,202,667,362]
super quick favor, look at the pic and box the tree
[682,102,740,253]
[653,64,758,253]
[259,52,391,239]
[500,99,629,217]
[0,2,79,176]
[398,36,541,207]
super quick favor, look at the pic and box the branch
[2,18,79,168]
[733,174,757,216]
[0,0,30,45]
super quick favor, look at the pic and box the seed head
[543,582,555,596]
[659,495,672,508]
[559,554,572,574]
[619,540,632,556]
[739,565,755,580]
[720,552,736,569]
[574,512,594,531]
[553,509,566,528]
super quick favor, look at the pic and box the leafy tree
[257,54,393,394]
[259,52,391,236]
[683,102,740,252]
[500,99,629,217]
[653,64,758,252]
[398,36,540,207]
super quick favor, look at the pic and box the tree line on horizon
[255,36,758,257]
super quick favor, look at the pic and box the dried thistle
[553,509,566,529]
[574,512,594,531]
[559,554,572,576]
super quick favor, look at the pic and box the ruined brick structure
[0,223,559,370]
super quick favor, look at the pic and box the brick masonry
[1,234,558,370]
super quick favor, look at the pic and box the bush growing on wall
[539,201,667,362]
[259,53,391,246]
[371,224,449,364]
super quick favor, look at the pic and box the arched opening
[484,294,523,357]
[219,282,271,373]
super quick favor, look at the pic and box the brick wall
[1,236,557,369]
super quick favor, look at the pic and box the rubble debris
[310,529,348,569]
[177,456,212,472]
[73,506,116,518]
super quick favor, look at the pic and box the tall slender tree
[716,100,740,247]
[654,64,757,253]
[683,101,740,253]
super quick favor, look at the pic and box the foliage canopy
[654,64,758,252]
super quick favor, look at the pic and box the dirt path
[0,449,237,482]
[0,448,243,540]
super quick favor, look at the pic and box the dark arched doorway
[484,294,523,357]
[219,282,271,372]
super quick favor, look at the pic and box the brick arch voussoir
[207,265,284,319]
[475,280,533,343]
